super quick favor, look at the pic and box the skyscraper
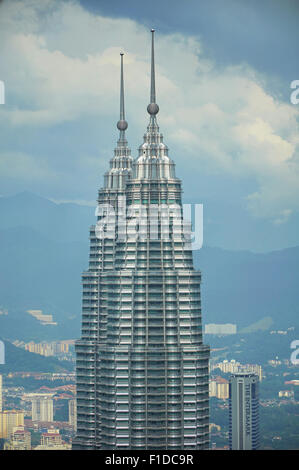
[74,30,210,450]
[229,372,260,450]
[69,398,77,431]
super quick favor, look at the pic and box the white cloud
[49,198,96,207]
[0,151,54,181]
[0,0,299,221]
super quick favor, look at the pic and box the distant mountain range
[0,192,298,341]
[194,245,299,328]
[0,191,93,244]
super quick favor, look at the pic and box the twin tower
[73,30,210,450]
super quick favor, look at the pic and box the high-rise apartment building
[229,372,260,450]
[0,410,24,439]
[0,374,2,412]
[209,377,229,400]
[212,360,263,382]
[74,30,210,450]
[205,324,237,335]
[69,399,77,431]
[31,395,54,422]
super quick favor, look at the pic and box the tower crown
[134,30,175,180]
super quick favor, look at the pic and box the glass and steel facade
[229,372,260,450]
[73,32,210,450]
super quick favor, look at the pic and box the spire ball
[147,103,159,115]
[117,119,128,130]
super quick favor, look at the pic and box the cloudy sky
[0,0,298,251]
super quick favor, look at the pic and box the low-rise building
[34,428,71,450]
[4,425,31,450]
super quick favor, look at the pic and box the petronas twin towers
[73,30,210,450]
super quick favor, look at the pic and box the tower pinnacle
[147,29,159,116]
[104,52,132,191]
[117,52,128,135]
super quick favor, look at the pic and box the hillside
[0,339,74,373]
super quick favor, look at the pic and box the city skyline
[0,0,298,454]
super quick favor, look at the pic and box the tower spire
[104,51,132,191]
[150,29,156,104]
[147,29,159,117]
[117,52,128,141]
